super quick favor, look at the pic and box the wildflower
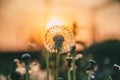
[45,25,75,53]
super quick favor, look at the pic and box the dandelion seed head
[45,25,75,53]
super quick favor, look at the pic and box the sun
[46,18,64,30]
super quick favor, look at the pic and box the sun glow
[46,18,65,30]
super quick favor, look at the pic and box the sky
[0,0,120,52]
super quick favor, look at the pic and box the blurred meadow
[0,0,120,80]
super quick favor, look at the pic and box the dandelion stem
[72,55,76,80]
[25,65,30,80]
[46,50,49,80]
[68,68,71,80]
[56,50,60,80]
[70,45,76,80]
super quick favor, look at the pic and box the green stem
[46,50,49,80]
[72,55,76,80]
[25,65,30,80]
[56,50,60,80]
[68,68,71,80]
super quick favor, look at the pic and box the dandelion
[45,25,75,53]
[22,53,31,80]
[45,25,75,80]
[86,60,97,80]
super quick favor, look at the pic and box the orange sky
[0,0,120,52]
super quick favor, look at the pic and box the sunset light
[0,0,120,80]
[46,18,65,30]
